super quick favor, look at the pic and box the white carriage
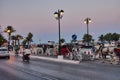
[69,46,95,62]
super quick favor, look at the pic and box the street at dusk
[0,0,120,80]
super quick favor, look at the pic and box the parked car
[0,47,10,59]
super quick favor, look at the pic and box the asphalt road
[0,55,120,80]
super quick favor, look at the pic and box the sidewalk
[18,54,79,64]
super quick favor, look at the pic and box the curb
[19,54,79,64]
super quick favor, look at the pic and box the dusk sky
[0,0,120,44]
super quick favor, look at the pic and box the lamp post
[84,18,91,46]
[7,29,11,46]
[54,9,64,55]
[6,29,11,50]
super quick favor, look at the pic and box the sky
[0,0,120,44]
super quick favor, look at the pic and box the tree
[4,26,16,45]
[82,34,93,45]
[26,32,33,48]
[104,33,112,43]
[16,34,23,46]
[60,38,65,43]
[11,35,16,46]
[0,34,7,46]
[22,38,27,46]
[111,33,120,41]
[98,34,105,43]
[11,34,23,46]
[99,33,120,43]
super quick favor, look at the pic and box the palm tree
[4,26,16,45]
[60,38,65,43]
[0,34,7,46]
[11,35,16,46]
[26,32,33,48]
[22,38,27,46]
[16,34,23,47]
[104,33,112,43]
[82,34,92,46]
[98,34,105,43]
[111,33,120,41]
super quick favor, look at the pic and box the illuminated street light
[84,18,91,46]
[4,26,16,50]
[6,29,11,46]
[54,9,64,55]
[6,29,11,34]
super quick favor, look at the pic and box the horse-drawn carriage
[69,46,95,62]
[94,43,120,64]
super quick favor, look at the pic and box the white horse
[94,44,117,64]
[45,47,56,56]
[31,47,44,55]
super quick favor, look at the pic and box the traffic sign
[72,34,77,40]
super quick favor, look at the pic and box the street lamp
[54,9,64,55]
[6,29,11,46]
[84,18,91,46]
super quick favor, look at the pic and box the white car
[0,47,10,59]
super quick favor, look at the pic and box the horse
[94,45,102,58]
[31,47,44,55]
[94,44,117,64]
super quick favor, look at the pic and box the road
[0,55,120,80]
